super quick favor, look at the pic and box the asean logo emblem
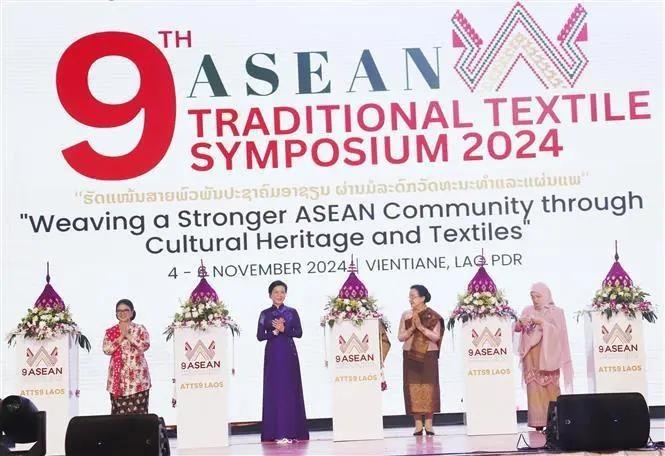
[26,345,58,367]
[338,333,370,354]
[452,2,589,91]
[471,327,502,347]
[185,340,216,361]
[601,323,632,344]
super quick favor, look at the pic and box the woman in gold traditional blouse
[398,285,444,436]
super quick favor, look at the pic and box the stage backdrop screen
[1,1,663,423]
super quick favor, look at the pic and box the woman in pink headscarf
[514,283,573,430]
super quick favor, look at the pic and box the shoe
[425,429,435,436]
[413,429,423,436]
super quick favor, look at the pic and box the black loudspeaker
[546,393,650,451]
[65,414,165,456]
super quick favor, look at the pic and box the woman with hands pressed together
[103,298,151,415]
[256,280,309,443]
[398,285,444,437]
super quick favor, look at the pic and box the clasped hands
[119,323,133,343]
[271,317,286,335]
[518,316,543,326]
[410,312,425,333]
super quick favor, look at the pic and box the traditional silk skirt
[110,389,150,415]
[523,343,561,427]
[403,350,440,415]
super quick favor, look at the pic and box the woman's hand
[530,316,544,325]
[272,318,285,333]
[412,312,423,331]
[119,322,132,342]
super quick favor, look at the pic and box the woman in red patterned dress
[103,299,151,414]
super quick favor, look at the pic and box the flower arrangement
[7,266,91,351]
[447,289,516,330]
[320,295,390,330]
[580,284,657,323]
[165,262,240,341]
[7,306,91,350]
[324,260,392,391]
[578,245,658,324]
[447,258,516,331]
[165,298,240,341]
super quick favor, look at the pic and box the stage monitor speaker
[546,392,649,451]
[65,413,165,456]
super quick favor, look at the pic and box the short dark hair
[116,298,136,321]
[268,280,288,295]
[410,285,431,303]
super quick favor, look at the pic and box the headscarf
[519,282,574,393]
[531,282,553,310]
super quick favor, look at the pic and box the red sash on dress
[108,326,123,396]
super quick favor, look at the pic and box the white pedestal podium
[584,311,648,398]
[460,316,517,435]
[328,319,383,441]
[16,334,79,456]
[174,326,231,453]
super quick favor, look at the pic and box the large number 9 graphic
[56,32,176,180]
